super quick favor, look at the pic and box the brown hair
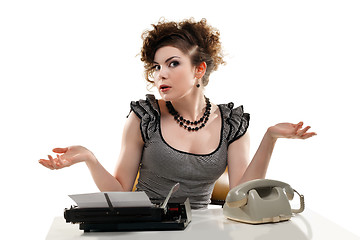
[140,18,225,87]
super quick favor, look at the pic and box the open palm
[39,145,94,170]
[269,122,316,139]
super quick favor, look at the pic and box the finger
[300,132,317,139]
[53,147,68,154]
[39,159,55,170]
[297,126,311,137]
[57,154,69,167]
[294,121,304,131]
[57,154,64,167]
[48,155,57,169]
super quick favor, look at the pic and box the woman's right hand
[39,145,96,170]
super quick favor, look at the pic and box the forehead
[153,46,188,62]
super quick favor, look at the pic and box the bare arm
[227,131,251,189]
[85,112,144,191]
[39,111,144,192]
[113,112,144,191]
[227,122,316,189]
[228,130,276,189]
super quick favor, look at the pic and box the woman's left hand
[268,121,317,140]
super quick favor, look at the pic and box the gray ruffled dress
[130,94,250,209]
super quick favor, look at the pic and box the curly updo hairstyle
[140,18,225,87]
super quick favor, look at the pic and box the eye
[169,61,180,68]
[153,65,161,71]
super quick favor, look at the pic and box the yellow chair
[210,168,230,205]
[132,168,230,205]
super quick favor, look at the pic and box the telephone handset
[223,179,304,224]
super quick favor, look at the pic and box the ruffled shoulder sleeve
[129,94,160,142]
[220,102,250,145]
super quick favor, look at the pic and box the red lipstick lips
[160,84,171,93]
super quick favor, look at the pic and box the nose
[157,66,168,80]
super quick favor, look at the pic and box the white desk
[46,206,359,240]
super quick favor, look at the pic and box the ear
[195,62,207,79]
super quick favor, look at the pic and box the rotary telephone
[223,179,305,224]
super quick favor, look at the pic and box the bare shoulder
[211,102,220,118]
[123,111,143,144]
[127,110,141,123]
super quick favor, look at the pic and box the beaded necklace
[166,97,211,132]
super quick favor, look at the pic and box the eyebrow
[153,56,180,64]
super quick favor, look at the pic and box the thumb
[52,147,68,153]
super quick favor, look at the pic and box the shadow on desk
[46,208,360,240]
[185,208,311,240]
[222,215,312,240]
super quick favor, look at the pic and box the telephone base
[222,180,303,225]
[225,215,291,224]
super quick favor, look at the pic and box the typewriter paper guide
[69,192,153,208]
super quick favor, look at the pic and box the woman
[39,18,316,209]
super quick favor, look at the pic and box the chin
[159,94,173,102]
[158,90,174,101]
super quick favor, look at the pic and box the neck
[170,92,207,121]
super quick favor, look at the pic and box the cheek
[153,70,159,79]
[153,78,160,88]
[153,72,162,87]
[174,66,195,81]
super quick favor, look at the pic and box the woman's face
[153,46,197,101]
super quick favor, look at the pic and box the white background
[1,0,359,238]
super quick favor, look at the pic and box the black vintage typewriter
[64,183,192,232]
